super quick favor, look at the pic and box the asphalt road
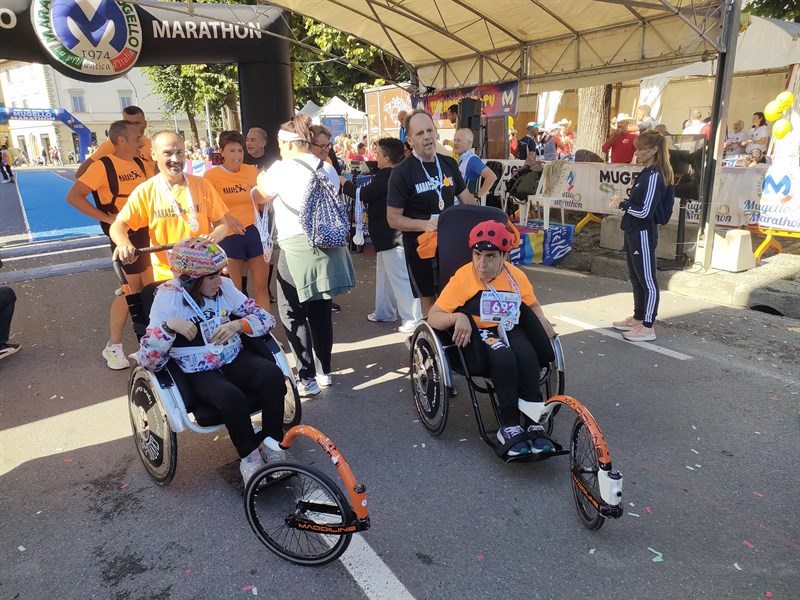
[0,251,798,600]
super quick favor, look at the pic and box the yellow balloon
[776,91,795,110]
[764,100,783,122]
[772,118,792,139]
[508,116,514,128]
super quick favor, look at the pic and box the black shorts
[403,241,436,299]
[107,226,151,275]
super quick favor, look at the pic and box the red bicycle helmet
[468,220,513,252]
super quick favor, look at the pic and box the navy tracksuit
[618,167,671,328]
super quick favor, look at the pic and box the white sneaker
[398,320,418,334]
[316,373,333,388]
[102,343,130,370]
[260,444,287,463]
[298,377,321,397]
[240,450,266,485]
[367,312,396,323]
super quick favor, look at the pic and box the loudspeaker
[457,98,482,138]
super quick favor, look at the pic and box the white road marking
[554,315,693,361]
[339,535,416,600]
[3,245,108,261]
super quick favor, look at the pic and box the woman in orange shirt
[204,131,270,308]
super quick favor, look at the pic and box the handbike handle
[112,244,175,287]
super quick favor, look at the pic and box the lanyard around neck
[485,265,521,311]
[413,150,445,211]
[159,173,198,232]
[181,289,220,332]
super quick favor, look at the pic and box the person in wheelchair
[137,237,287,484]
[427,220,557,457]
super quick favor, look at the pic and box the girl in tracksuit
[609,130,674,342]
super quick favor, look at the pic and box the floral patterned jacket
[138,277,276,373]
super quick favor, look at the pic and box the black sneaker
[0,343,21,360]
[526,423,554,454]
[331,302,341,312]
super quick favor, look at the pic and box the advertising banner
[413,81,519,120]
[322,117,346,141]
[750,164,800,232]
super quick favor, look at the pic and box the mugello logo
[32,0,142,76]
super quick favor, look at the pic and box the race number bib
[199,321,225,354]
[479,291,521,327]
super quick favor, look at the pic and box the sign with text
[413,81,519,121]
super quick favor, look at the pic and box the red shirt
[602,131,638,163]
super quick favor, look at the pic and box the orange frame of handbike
[280,424,369,520]
[545,394,613,468]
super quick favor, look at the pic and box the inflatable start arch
[0,0,292,158]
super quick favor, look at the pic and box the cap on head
[527,122,540,129]
[469,220,513,252]
[616,113,634,124]
[169,237,228,281]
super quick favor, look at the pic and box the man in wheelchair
[427,220,556,458]
[137,237,287,484]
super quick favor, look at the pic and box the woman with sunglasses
[138,237,286,484]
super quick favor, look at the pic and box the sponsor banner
[413,81,518,119]
[513,220,575,266]
[750,164,800,232]
[322,117,346,141]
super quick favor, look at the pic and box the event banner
[413,81,518,119]
[749,164,800,233]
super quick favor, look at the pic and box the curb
[557,250,800,319]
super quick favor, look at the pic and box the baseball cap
[526,122,541,129]
[557,118,569,125]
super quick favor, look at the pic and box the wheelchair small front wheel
[411,329,449,435]
[244,462,353,566]
[570,417,605,531]
[282,376,302,429]
[128,369,177,486]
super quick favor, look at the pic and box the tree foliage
[744,0,800,22]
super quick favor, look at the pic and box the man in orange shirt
[66,120,154,370]
[76,106,154,178]
[111,131,229,282]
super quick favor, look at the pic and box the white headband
[278,129,304,143]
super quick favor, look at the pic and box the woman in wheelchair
[138,237,287,484]
[427,220,557,458]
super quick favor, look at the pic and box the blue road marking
[15,171,102,241]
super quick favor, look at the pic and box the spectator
[0,257,20,360]
[244,127,272,171]
[747,148,767,166]
[397,110,408,143]
[0,145,13,183]
[453,128,498,201]
[341,138,421,332]
[637,104,657,132]
[508,129,518,159]
[724,120,747,155]
[516,122,542,160]
[602,114,638,163]
[447,104,459,126]
[682,110,705,134]
[742,112,769,154]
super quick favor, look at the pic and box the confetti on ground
[615,403,620,407]
[64,459,73,463]
[695,464,702,468]
[476,555,484,561]
[213,436,219,442]
[645,506,652,514]
[692,425,697,430]
[691,449,699,454]
[734,562,742,571]
[459,438,468,442]
[598,353,605,357]
[753,492,764,497]
[120,483,129,489]
[399,389,404,393]
[421,443,426,448]
[743,540,755,549]
[589,548,596,554]
[628,502,635,507]
[185,569,193,574]
[765,592,773,598]
[628,512,640,517]
[18,546,25,552]
[242,585,254,591]
[686,466,695,471]
[647,547,663,562]
[412,444,418,448]
[50,395,57,400]
[755,431,762,435]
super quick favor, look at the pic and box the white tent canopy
[266,0,725,92]
[297,100,321,117]
[316,96,367,119]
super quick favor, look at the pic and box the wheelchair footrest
[493,431,565,461]
[501,448,570,463]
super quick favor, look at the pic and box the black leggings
[276,250,333,380]
[0,286,16,344]
[183,348,286,458]
[1,164,11,181]
[463,325,543,426]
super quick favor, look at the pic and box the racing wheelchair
[114,246,370,565]
[409,205,624,530]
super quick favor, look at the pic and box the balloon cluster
[763,91,794,139]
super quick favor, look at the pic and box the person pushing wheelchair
[427,220,556,458]
[137,237,286,484]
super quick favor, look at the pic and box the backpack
[90,155,146,215]
[653,185,676,225]
[291,159,349,249]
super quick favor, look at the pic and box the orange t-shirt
[92,137,154,172]
[118,173,229,280]
[203,164,259,229]
[78,154,154,213]
[435,262,536,329]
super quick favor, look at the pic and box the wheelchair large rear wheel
[283,376,302,429]
[244,462,353,566]
[570,417,605,531]
[128,370,177,486]
[411,329,449,435]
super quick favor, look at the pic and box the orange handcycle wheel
[243,425,370,566]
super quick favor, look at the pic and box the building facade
[0,60,193,163]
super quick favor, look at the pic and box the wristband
[162,321,176,335]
